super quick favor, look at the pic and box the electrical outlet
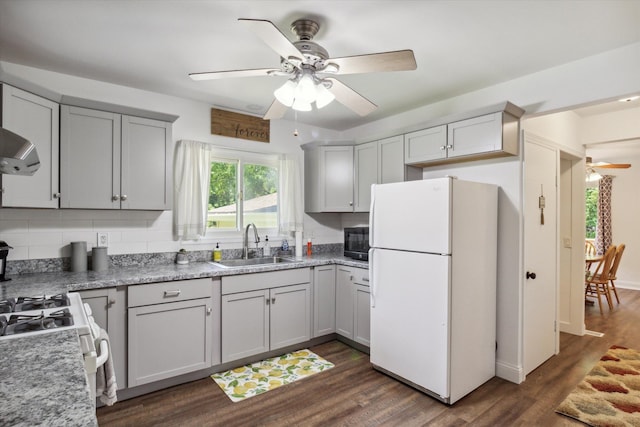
[97,232,109,247]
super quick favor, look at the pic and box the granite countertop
[0,253,367,427]
[0,330,97,427]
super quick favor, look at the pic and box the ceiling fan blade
[263,99,288,120]
[326,78,377,117]
[189,68,279,81]
[593,163,631,169]
[239,18,304,64]
[324,50,417,75]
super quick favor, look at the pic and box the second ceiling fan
[189,18,417,119]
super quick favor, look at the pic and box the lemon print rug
[211,349,334,402]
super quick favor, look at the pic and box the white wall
[0,61,345,260]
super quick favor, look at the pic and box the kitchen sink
[209,256,302,268]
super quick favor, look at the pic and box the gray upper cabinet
[1,84,60,208]
[60,105,172,210]
[404,125,447,165]
[354,142,377,212]
[304,145,354,213]
[404,103,524,167]
[355,135,420,213]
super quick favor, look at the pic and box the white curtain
[173,140,213,240]
[278,154,304,235]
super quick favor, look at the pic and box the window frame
[205,147,279,239]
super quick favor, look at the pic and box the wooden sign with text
[211,108,270,143]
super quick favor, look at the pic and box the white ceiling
[1,0,639,131]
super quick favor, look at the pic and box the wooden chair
[585,240,596,256]
[607,244,626,305]
[585,245,616,314]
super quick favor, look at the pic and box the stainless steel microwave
[344,227,369,261]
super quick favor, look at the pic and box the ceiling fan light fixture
[274,79,297,107]
[315,82,335,109]
[292,97,312,112]
[294,73,317,103]
[586,170,602,183]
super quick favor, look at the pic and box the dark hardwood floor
[97,288,640,426]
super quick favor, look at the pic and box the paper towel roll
[295,231,303,257]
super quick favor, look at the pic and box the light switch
[563,237,572,248]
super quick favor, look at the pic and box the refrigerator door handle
[369,184,376,247]
[369,248,376,308]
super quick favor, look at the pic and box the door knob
[526,271,536,280]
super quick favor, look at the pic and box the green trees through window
[208,157,278,230]
[585,187,598,239]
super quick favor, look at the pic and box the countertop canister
[71,241,87,272]
[92,246,108,271]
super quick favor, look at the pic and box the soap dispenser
[213,243,222,261]
[264,236,271,257]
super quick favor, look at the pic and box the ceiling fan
[585,156,631,182]
[189,18,417,119]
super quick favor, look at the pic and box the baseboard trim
[496,360,524,384]
[616,280,640,291]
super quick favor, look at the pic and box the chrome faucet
[243,223,260,259]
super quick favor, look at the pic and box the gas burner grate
[0,298,16,314]
[3,309,73,335]
[14,294,70,311]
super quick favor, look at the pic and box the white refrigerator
[369,177,498,404]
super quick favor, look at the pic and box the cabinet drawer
[221,267,311,295]
[352,267,370,286]
[128,278,213,307]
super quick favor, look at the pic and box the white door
[370,248,450,398]
[370,178,451,254]
[523,136,558,375]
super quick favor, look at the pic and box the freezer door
[370,248,450,399]
[370,178,451,254]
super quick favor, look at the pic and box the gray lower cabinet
[1,84,60,208]
[127,278,214,387]
[221,268,312,363]
[335,266,354,339]
[335,266,370,347]
[312,265,336,337]
[78,287,127,390]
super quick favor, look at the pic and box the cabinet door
[121,116,172,210]
[321,146,354,212]
[354,284,371,347]
[378,135,405,184]
[60,106,121,209]
[447,112,503,158]
[404,125,447,164]
[354,142,377,212]
[128,297,212,387]
[313,265,336,337]
[270,283,311,350]
[1,85,59,208]
[78,287,127,390]
[221,289,269,363]
[335,266,354,339]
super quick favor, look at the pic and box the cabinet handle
[271,297,276,305]
[266,298,270,305]
[53,193,61,199]
[446,144,453,149]
[163,290,181,298]
[362,277,369,282]
[108,298,116,306]
[349,201,353,206]
[207,307,212,315]
[121,194,128,201]
[112,195,120,201]
[440,146,446,150]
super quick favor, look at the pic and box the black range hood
[0,127,40,176]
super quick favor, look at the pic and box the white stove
[0,292,108,404]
